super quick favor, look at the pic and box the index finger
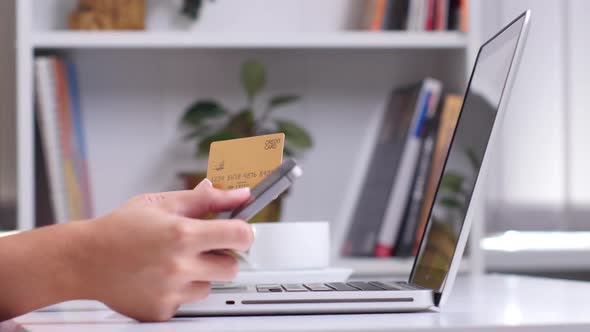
[143,180,251,218]
[189,219,254,252]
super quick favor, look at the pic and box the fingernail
[195,178,213,190]
[231,187,250,194]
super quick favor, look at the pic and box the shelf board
[31,31,468,50]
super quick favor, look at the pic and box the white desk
[7,275,590,332]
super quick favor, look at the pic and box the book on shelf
[413,94,462,255]
[66,60,93,220]
[35,117,56,227]
[34,56,93,225]
[341,80,468,259]
[342,78,443,257]
[384,0,410,30]
[374,78,442,257]
[342,83,422,257]
[393,112,438,256]
[370,0,389,31]
[362,0,468,32]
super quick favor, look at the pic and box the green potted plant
[178,59,313,222]
[180,0,210,20]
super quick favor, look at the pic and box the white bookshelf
[17,0,483,277]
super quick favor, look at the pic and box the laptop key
[257,284,281,288]
[256,284,283,293]
[346,282,384,291]
[304,283,333,291]
[257,288,283,293]
[282,284,309,292]
[325,282,360,291]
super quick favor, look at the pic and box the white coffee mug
[243,221,330,270]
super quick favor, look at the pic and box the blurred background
[0,0,588,280]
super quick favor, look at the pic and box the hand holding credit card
[207,133,303,221]
[206,134,302,265]
[214,159,302,265]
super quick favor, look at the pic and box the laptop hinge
[433,292,442,306]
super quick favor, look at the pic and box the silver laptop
[177,10,531,316]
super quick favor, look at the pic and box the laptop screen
[410,14,526,291]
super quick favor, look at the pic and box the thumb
[180,179,251,218]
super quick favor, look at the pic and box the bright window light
[481,231,590,252]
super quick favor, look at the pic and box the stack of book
[34,56,93,225]
[342,78,463,258]
[362,0,468,32]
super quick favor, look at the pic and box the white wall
[482,0,590,232]
[568,0,590,229]
[569,0,590,206]
[0,0,17,203]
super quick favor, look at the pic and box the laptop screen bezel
[408,10,531,306]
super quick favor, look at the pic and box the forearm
[0,221,92,321]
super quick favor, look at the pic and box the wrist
[56,220,99,301]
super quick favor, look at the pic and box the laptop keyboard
[256,281,404,293]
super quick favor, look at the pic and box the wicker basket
[69,0,145,30]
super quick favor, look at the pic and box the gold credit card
[207,133,285,190]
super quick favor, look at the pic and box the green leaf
[276,120,313,149]
[439,172,464,193]
[196,131,238,158]
[438,196,464,210]
[283,145,296,157]
[183,127,211,141]
[268,95,300,110]
[181,100,226,127]
[241,60,266,100]
[225,109,256,137]
[180,0,205,20]
[464,146,481,172]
